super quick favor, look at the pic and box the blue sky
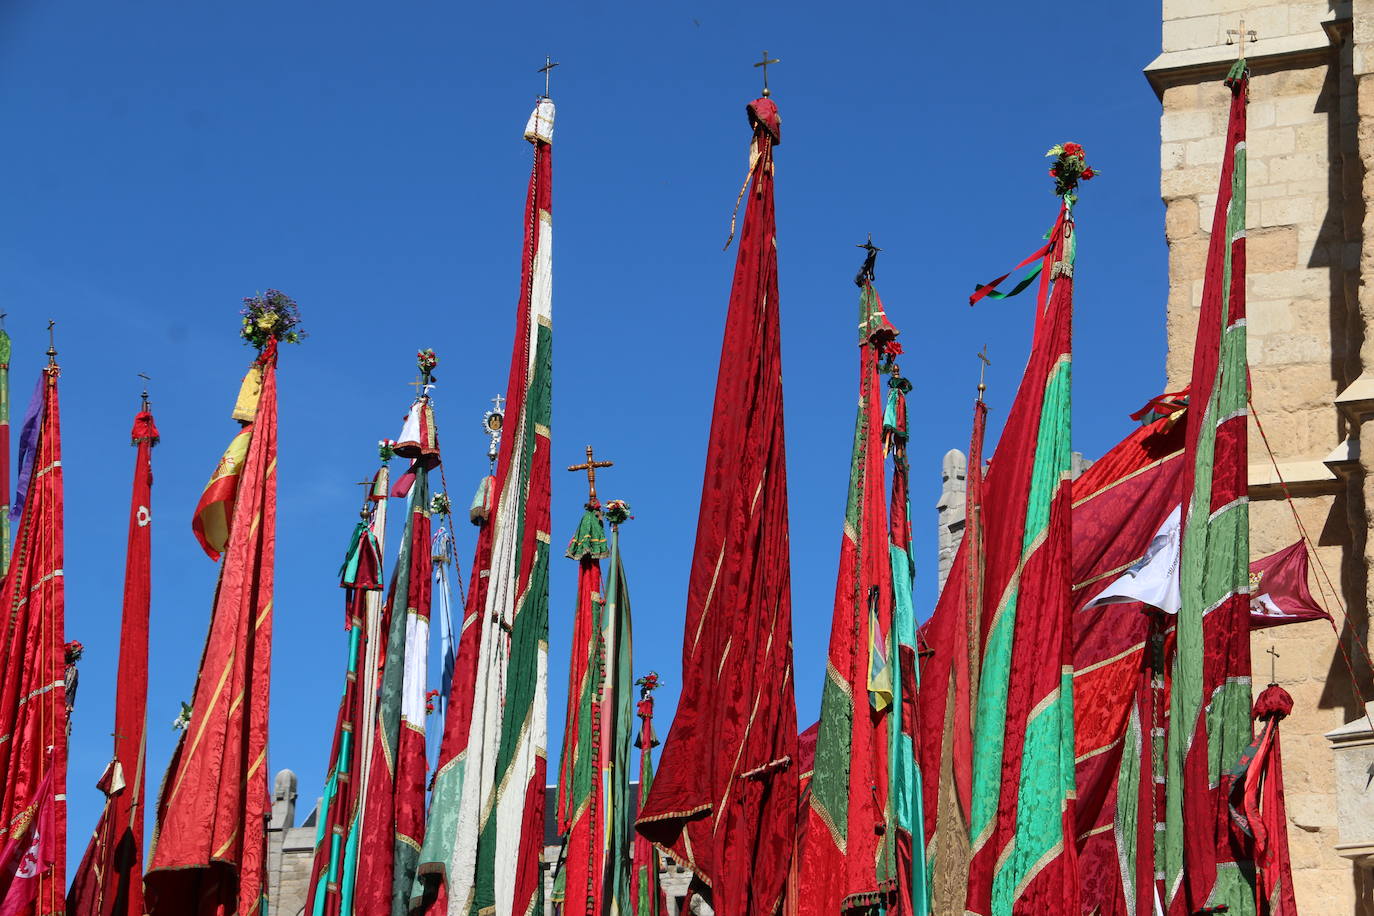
[0,0,1175,869]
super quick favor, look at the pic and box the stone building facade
[929,4,1374,910]
[1151,1,1374,911]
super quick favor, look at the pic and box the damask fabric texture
[635,96,799,916]
[413,98,553,916]
[146,342,281,916]
[355,454,433,916]
[797,278,898,915]
[886,369,928,916]
[0,364,66,916]
[963,200,1078,916]
[556,509,609,915]
[914,398,985,916]
[1163,60,1255,916]
[1068,413,1186,916]
[67,408,160,916]
[304,466,388,916]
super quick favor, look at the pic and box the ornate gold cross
[568,444,613,501]
[754,50,780,98]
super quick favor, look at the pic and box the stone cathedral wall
[1152,0,1374,911]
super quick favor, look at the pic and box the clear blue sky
[0,0,1173,870]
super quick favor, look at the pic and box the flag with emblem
[67,403,160,916]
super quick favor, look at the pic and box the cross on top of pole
[567,444,613,502]
[754,50,780,98]
[977,345,991,401]
[538,56,560,98]
[1226,20,1256,58]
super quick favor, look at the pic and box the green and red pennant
[797,258,900,915]
[304,463,389,916]
[145,328,285,915]
[356,362,439,916]
[962,147,1084,916]
[636,94,799,916]
[413,96,554,916]
[884,360,928,916]
[0,355,67,916]
[556,505,611,915]
[1164,59,1255,916]
[601,505,636,916]
[67,403,160,916]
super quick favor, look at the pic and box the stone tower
[1150,1,1372,910]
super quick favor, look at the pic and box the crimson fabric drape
[636,96,799,916]
[145,342,280,916]
[67,408,160,916]
[796,278,897,915]
[0,363,66,916]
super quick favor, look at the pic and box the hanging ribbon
[968,208,1067,306]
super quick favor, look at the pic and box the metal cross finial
[138,372,151,410]
[1226,20,1256,59]
[1267,644,1281,685]
[754,50,780,98]
[976,345,991,401]
[46,319,56,365]
[855,233,881,285]
[567,444,614,502]
[538,56,560,98]
[355,479,376,517]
